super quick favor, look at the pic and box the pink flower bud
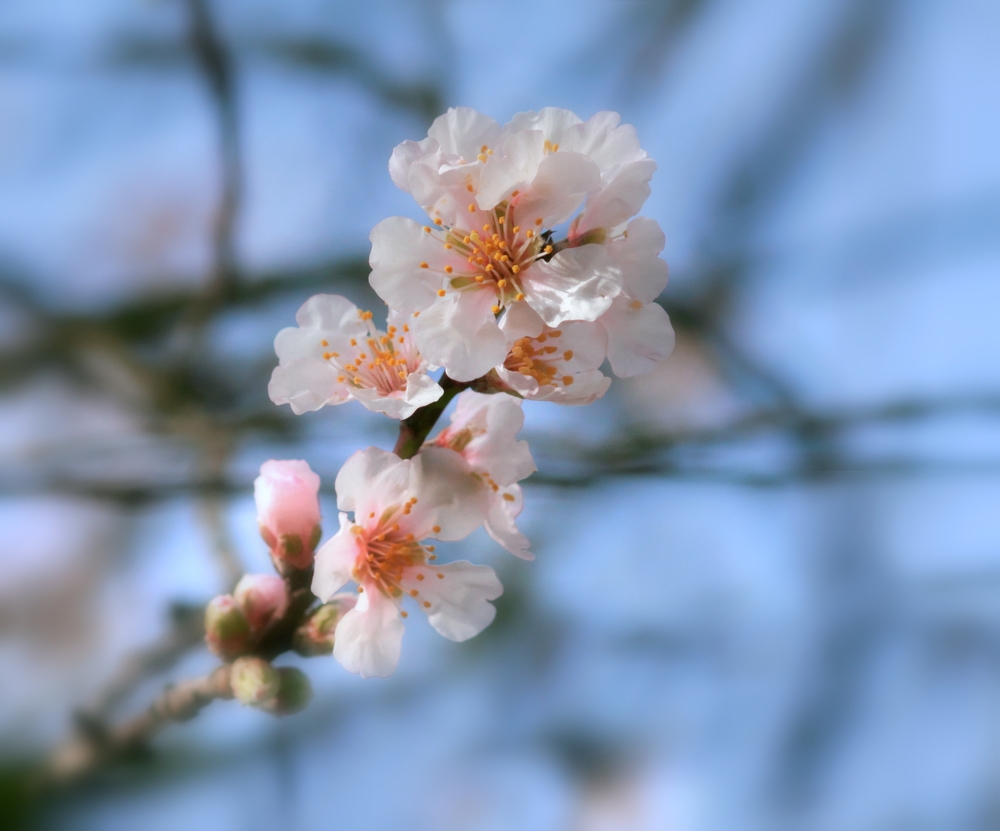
[259,667,313,716]
[231,656,280,707]
[204,595,250,660]
[234,574,288,632]
[254,460,322,569]
[293,593,357,657]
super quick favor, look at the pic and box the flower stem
[393,374,468,459]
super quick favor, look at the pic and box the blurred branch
[45,665,233,788]
[185,0,241,312]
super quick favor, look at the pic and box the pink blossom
[427,390,537,558]
[254,459,322,569]
[312,446,497,678]
[268,294,443,419]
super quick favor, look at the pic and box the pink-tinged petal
[369,217,450,314]
[234,574,289,631]
[351,372,443,420]
[334,447,410,517]
[512,151,601,227]
[521,244,622,326]
[561,111,648,173]
[604,217,669,302]
[406,446,488,541]
[389,135,438,192]
[312,514,362,601]
[485,485,534,560]
[333,585,404,678]
[501,108,583,146]
[557,321,608,372]
[268,358,350,414]
[537,369,612,405]
[294,293,365,334]
[499,301,546,341]
[573,159,656,234]
[254,459,322,547]
[600,297,675,377]
[445,391,535,486]
[402,561,502,642]
[408,159,488,228]
[412,290,508,382]
[476,129,545,210]
[494,366,541,398]
[427,107,502,159]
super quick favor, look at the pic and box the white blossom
[268,294,443,420]
[312,446,497,678]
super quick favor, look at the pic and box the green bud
[260,668,313,716]
[293,595,355,657]
[230,656,280,707]
[204,595,250,660]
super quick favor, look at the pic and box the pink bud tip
[254,460,322,569]
[234,574,289,632]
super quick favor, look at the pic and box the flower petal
[600,296,676,377]
[412,289,508,382]
[389,135,438,192]
[268,358,351,414]
[521,244,622,326]
[369,216,450,314]
[604,217,669,303]
[312,514,361,600]
[573,159,656,235]
[402,561,502,642]
[335,447,410,517]
[476,129,545,210]
[511,151,601,227]
[407,446,489,541]
[427,107,502,159]
[484,485,534,560]
[333,585,404,678]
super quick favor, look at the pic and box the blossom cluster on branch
[207,107,674,698]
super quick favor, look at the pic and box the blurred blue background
[1,0,999,828]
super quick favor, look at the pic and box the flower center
[321,311,418,394]
[421,198,555,314]
[503,330,575,387]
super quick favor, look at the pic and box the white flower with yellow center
[312,446,497,678]
[268,294,443,420]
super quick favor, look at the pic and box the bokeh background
[1,0,999,828]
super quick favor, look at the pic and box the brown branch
[393,374,468,459]
[45,665,233,787]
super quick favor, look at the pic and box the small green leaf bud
[230,656,280,707]
[204,595,250,660]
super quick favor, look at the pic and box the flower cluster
[207,107,673,694]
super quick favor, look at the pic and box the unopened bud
[293,594,357,656]
[234,573,288,632]
[205,595,250,659]
[254,460,322,569]
[231,656,280,707]
[260,667,313,716]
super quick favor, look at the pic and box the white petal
[531,369,611,405]
[412,290,509,382]
[350,372,443,420]
[601,297,675,377]
[485,486,534,560]
[369,217,449,314]
[312,514,360,600]
[512,151,601,227]
[448,390,536,486]
[268,358,350,414]
[557,320,609,372]
[574,159,656,234]
[476,129,545,210]
[427,107,502,158]
[502,108,583,146]
[408,446,489,541]
[499,301,546,341]
[561,111,648,174]
[402,561,502,642]
[335,447,410,517]
[389,136,438,192]
[521,244,622,326]
[604,217,669,303]
[333,586,404,678]
[294,293,365,334]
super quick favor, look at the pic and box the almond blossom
[371,106,672,384]
[312,446,498,678]
[254,459,322,569]
[426,389,537,558]
[268,294,443,419]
